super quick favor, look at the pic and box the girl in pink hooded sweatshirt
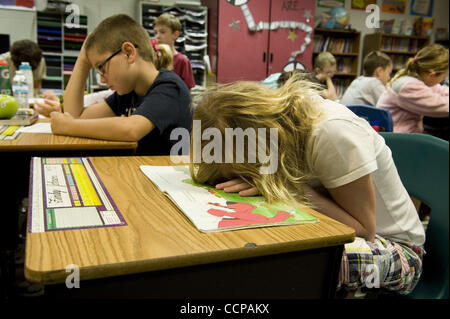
[377,44,449,133]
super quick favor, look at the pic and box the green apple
[0,94,18,119]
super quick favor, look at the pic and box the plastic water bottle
[12,70,29,109]
[19,62,34,100]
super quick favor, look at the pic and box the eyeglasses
[96,44,139,75]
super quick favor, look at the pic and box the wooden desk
[0,120,136,300]
[0,119,137,260]
[0,119,138,153]
[25,156,355,299]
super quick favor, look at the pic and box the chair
[379,132,449,299]
[261,72,281,89]
[347,104,394,132]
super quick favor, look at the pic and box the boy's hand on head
[78,32,93,67]
[50,111,74,135]
[315,72,328,82]
[216,178,260,196]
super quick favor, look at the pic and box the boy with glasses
[311,52,338,101]
[49,14,192,155]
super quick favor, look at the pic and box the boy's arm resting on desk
[77,100,117,119]
[50,112,154,141]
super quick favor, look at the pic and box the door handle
[270,53,273,63]
[263,52,266,63]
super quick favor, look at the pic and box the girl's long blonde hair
[190,73,323,206]
[389,44,449,86]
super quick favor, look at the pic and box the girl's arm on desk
[302,175,376,242]
[217,175,376,242]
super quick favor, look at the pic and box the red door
[217,0,271,83]
[268,0,315,73]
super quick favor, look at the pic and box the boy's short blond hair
[84,14,154,63]
[314,52,336,70]
[154,13,182,32]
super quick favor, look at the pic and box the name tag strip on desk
[29,157,127,233]
[0,125,21,140]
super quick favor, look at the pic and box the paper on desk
[16,122,52,134]
[29,157,127,233]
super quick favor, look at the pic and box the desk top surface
[25,156,355,284]
[0,119,138,152]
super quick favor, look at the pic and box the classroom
[0,0,448,305]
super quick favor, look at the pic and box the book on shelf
[336,57,353,73]
[314,36,354,53]
[382,37,411,52]
[140,165,319,233]
[333,78,352,97]
[391,55,409,70]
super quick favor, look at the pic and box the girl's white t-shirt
[306,97,425,246]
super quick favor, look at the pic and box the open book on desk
[140,165,318,233]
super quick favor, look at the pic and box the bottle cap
[19,62,32,70]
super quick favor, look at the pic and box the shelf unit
[313,28,361,96]
[363,33,430,73]
[37,11,88,93]
[435,38,449,48]
[139,1,208,91]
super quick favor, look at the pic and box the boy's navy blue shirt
[105,68,192,155]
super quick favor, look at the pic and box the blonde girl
[152,41,174,71]
[190,74,425,297]
[377,44,449,133]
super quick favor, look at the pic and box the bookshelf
[435,38,449,48]
[139,2,208,92]
[313,28,361,96]
[363,33,430,73]
[37,12,88,93]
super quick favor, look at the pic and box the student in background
[34,42,175,117]
[0,40,46,94]
[48,14,192,156]
[341,51,393,106]
[152,42,174,70]
[190,74,425,297]
[153,13,196,90]
[310,52,338,101]
[276,69,309,88]
[377,44,449,133]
